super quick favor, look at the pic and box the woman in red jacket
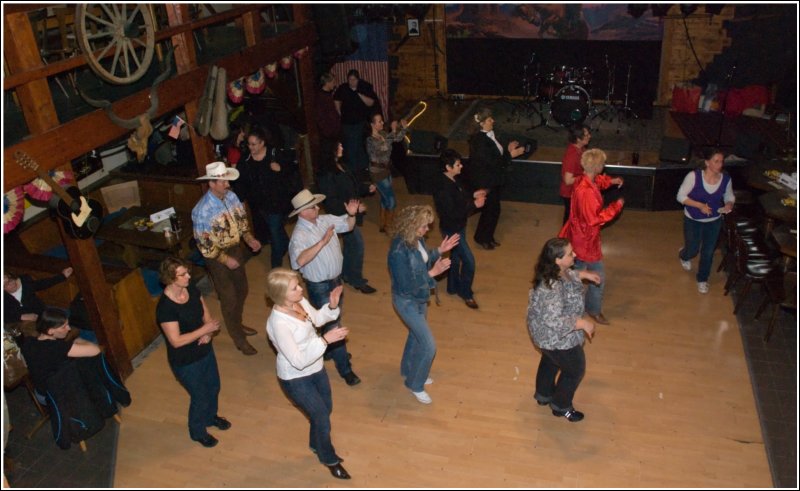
[559,149,624,325]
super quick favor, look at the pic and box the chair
[3,368,50,440]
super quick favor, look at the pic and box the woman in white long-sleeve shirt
[676,148,735,294]
[265,268,352,480]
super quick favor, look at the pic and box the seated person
[21,307,100,392]
[20,308,130,449]
[3,268,73,323]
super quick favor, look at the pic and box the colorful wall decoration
[445,4,663,41]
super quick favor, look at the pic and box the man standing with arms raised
[288,189,362,386]
[192,161,262,355]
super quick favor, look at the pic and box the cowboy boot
[384,209,395,233]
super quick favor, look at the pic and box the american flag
[331,23,389,121]
[167,115,185,139]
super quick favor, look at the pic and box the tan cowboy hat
[289,189,326,217]
[196,161,240,181]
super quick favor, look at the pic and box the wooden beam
[60,222,132,379]
[3,5,268,91]
[4,23,318,192]
[166,4,214,174]
[292,6,320,171]
[4,11,132,377]
[3,11,60,135]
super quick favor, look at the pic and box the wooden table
[96,206,192,268]
[758,191,797,238]
[770,223,797,272]
[744,162,794,193]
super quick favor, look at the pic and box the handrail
[3,4,271,91]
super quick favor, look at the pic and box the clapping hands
[329,284,343,309]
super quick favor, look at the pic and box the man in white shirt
[288,189,362,386]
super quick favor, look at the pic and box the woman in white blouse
[265,268,351,480]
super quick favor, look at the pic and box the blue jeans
[375,175,396,210]
[393,295,436,392]
[442,228,475,300]
[171,349,220,441]
[341,226,367,287]
[680,216,723,283]
[342,123,368,173]
[573,259,605,316]
[535,345,586,411]
[278,368,340,465]
[258,210,289,268]
[305,277,353,378]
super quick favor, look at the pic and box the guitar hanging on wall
[14,151,103,239]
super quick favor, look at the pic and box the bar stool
[730,235,781,315]
[756,271,797,342]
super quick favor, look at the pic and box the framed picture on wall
[407,18,420,37]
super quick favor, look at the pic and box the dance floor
[111,183,772,487]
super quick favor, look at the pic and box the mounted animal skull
[79,49,173,162]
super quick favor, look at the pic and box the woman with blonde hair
[559,148,624,325]
[466,107,525,250]
[265,267,351,480]
[387,205,459,404]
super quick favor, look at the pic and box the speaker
[311,5,355,58]
[408,130,448,155]
[659,137,692,164]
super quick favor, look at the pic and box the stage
[399,97,763,210]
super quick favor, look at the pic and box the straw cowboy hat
[196,161,240,180]
[289,189,326,217]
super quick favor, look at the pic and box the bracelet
[347,212,356,217]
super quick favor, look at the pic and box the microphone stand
[713,60,737,148]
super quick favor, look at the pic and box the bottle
[169,213,180,233]
[631,152,640,166]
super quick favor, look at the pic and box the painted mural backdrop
[445,4,663,41]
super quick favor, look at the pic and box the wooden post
[292,5,321,173]
[4,11,132,378]
[166,4,214,175]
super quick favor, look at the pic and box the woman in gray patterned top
[366,113,408,233]
[527,238,599,422]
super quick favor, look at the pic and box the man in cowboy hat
[288,189,362,386]
[192,161,262,355]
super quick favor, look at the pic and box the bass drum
[550,85,592,127]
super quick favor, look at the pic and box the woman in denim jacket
[388,205,459,404]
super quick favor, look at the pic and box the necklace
[278,303,311,322]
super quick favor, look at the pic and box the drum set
[516,54,637,131]
[538,65,595,127]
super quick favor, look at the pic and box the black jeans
[535,345,586,411]
[474,187,501,243]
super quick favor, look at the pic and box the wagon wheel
[74,4,155,85]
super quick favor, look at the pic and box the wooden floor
[114,181,771,487]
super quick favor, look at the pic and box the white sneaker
[679,249,691,271]
[425,377,433,385]
[697,282,709,294]
[411,390,432,404]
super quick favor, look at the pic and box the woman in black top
[156,257,227,448]
[432,149,486,309]
[21,307,101,391]
[466,107,525,250]
[316,142,378,294]
[234,125,302,268]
